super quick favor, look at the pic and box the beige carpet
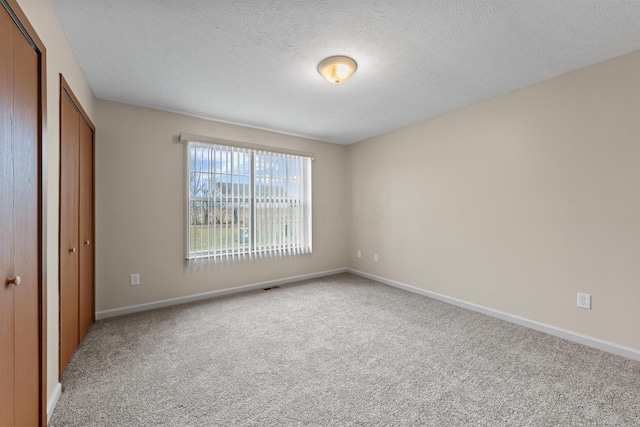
[49,273,640,426]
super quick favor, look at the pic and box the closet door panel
[12,22,40,426]
[79,118,94,341]
[59,94,80,375]
[59,78,95,378]
[0,1,45,423]
[0,8,15,424]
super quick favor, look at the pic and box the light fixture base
[318,55,357,84]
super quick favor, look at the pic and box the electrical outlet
[130,274,140,286]
[577,292,591,309]
[356,250,362,258]
[373,253,379,262]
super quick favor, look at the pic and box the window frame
[183,136,312,261]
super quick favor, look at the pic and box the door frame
[58,74,96,376]
[1,0,47,425]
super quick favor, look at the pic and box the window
[186,140,312,261]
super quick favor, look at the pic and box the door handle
[8,276,21,286]
[69,247,76,253]
[84,240,90,246]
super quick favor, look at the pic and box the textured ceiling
[50,0,640,145]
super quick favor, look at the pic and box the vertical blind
[186,141,312,261]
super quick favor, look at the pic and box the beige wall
[95,100,348,312]
[16,0,96,405]
[347,50,640,352]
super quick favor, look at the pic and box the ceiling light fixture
[318,56,357,84]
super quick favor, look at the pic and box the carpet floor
[49,273,640,426]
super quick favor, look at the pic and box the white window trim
[182,134,313,261]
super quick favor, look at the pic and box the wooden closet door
[59,92,80,376]
[0,8,16,424]
[12,16,40,425]
[79,117,94,341]
[59,77,95,377]
[0,3,41,425]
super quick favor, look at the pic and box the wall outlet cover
[130,274,140,286]
[577,292,591,309]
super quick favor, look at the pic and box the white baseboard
[96,268,347,320]
[47,382,62,423]
[348,269,640,363]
